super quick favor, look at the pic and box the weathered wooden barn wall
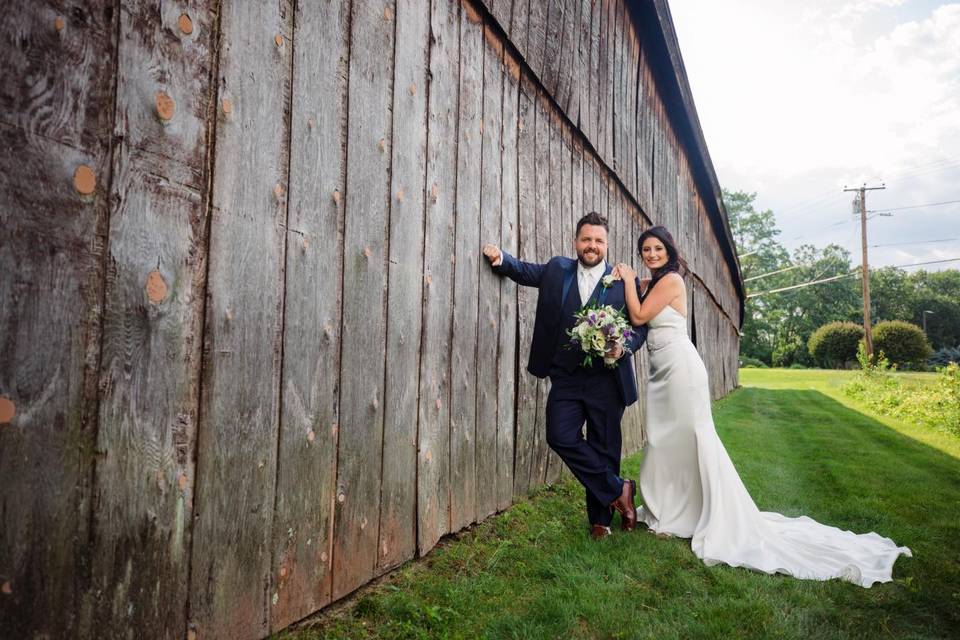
[0,0,743,638]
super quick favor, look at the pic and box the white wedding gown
[637,305,911,587]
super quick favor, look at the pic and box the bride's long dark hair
[637,226,687,296]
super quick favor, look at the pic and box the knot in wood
[178,14,193,35]
[54,16,65,32]
[220,98,233,115]
[155,91,176,122]
[145,270,168,304]
[274,34,284,48]
[73,164,96,195]
[0,397,15,424]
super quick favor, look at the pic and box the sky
[668,0,960,272]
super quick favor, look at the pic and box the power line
[743,263,805,282]
[747,257,960,298]
[870,238,957,248]
[887,257,960,269]
[747,271,858,299]
[868,198,960,213]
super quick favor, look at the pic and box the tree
[870,267,915,323]
[771,244,859,366]
[724,189,791,364]
[724,187,960,365]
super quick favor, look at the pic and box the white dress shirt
[577,259,606,305]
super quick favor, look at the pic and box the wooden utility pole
[843,183,886,358]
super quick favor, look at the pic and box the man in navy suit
[483,212,647,539]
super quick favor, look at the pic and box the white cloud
[669,1,960,268]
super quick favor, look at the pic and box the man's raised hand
[482,244,501,265]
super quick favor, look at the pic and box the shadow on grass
[279,386,960,640]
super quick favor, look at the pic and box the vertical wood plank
[375,0,430,576]
[542,0,564,96]
[591,0,605,159]
[608,0,619,168]
[87,3,216,636]
[496,47,521,511]
[188,1,293,637]
[558,0,580,121]
[331,0,396,600]
[510,0,530,60]
[610,0,623,176]
[476,21,504,520]
[271,0,349,625]
[543,114,564,486]
[627,20,640,198]
[513,76,538,497]
[526,0,549,85]
[0,3,115,634]
[418,0,459,555]
[449,1,483,530]
[532,93,552,488]
[486,0,511,32]
[637,53,654,215]
[572,0,590,132]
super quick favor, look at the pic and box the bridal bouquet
[567,304,636,368]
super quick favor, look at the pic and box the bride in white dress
[612,225,911,588]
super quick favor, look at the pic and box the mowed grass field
[276,369,960,639]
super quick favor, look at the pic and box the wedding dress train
[637,305,911,587]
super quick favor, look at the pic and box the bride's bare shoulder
[662,272,685,288]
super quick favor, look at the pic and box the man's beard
[577,249,604,267]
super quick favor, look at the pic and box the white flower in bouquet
[566,303,636,368]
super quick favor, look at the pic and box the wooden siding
[0,0,742,638]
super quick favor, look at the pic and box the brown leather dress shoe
[590,524,612,540]
[609,479,638,531]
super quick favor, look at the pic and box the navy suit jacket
[494,251,647,406]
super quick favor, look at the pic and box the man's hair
[575,211,608,236]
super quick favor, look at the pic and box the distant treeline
[727,190,959,366]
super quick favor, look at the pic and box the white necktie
[580,271,593,305]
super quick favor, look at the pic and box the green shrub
[808,321,864,369]
[739,356,768,368]
[789,363,808,369]
[929,345,960,367]
[772,337,812,368]
[873,320,932,369]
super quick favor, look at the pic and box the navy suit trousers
[546,366,626,527]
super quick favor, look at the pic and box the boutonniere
[601,274,616,289]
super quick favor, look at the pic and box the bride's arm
[619,270,683,325]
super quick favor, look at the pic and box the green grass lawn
[277,369,960,639]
